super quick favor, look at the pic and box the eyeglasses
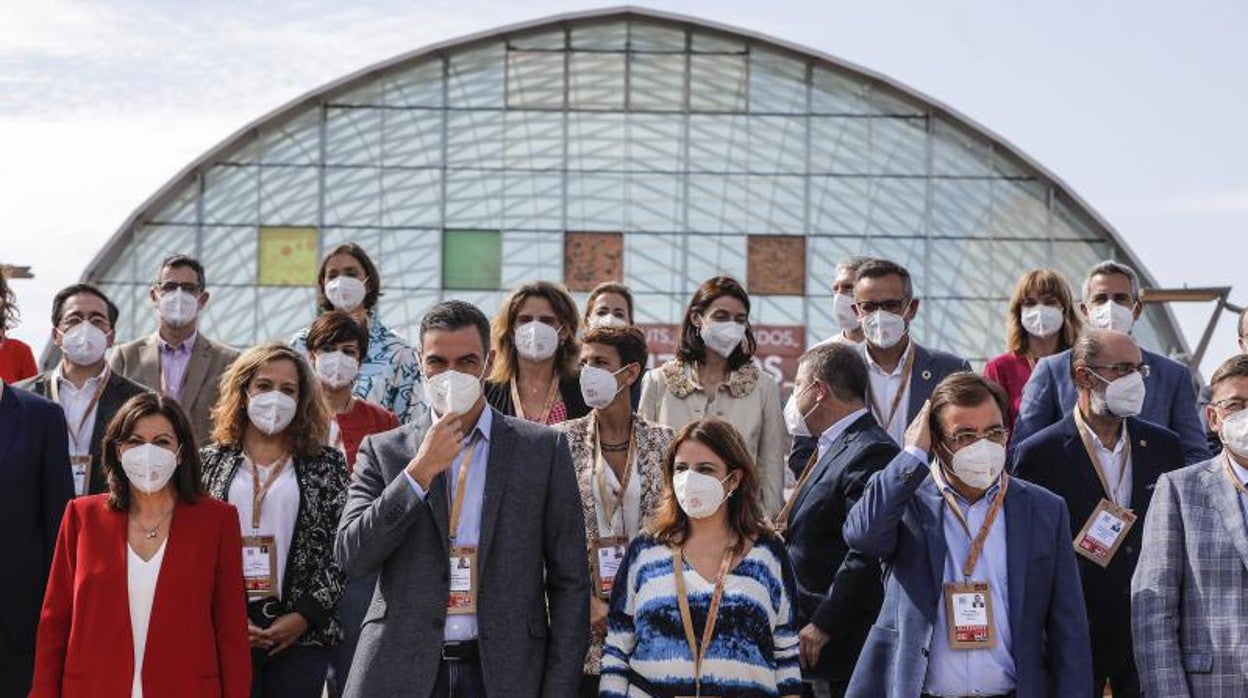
[1086,363,1151,379]
[853,298,910,315]
[155,282,202,295]
[1212,397,1248,415]
[943,427,1009,450]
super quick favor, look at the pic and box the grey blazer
[1131,455,1248,697]
[335,406,589,697]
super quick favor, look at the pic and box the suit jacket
[335,406,589,697]
[108,332,240,445]
[1013,414,1183,676]
[17,369,150,495]
[843,450,1092,698]
[788,342,971,476]
[1132,456,1248,697]
[784,412,899,682]
[31,495,251,697]
[0,385,73,656]
[1013,347,1209,465]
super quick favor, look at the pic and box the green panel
[442,230,501,290]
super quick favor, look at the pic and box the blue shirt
[815,407,870,462]
[404,406,493,642]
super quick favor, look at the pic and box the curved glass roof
[80,7,1188,366]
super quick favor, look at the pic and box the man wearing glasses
[1013,329,1183,698]
[109,254,239,443]
[1132,352,1248,696]
[1014,260,1209,465]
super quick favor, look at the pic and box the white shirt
[863,341,914,447]
[1087,425,1133,507]
[591,449,643,539]
[55,364,108,457]
[816,407,871,463]
[228,455,299,598]
[128,540,167,698]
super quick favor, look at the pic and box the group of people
[0,241,1244,698]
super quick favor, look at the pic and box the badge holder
[1073,498,1136,568]
[593,536,628,600]
[70,455,91,498]
[242,534,279,600]
[448,546,478,614]
[944,580,996,649]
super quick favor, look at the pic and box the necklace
[131,508,174,540]
[600,441,630,452]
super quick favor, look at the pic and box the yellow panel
[257,227,320,287]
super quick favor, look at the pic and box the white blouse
[127,540,167,698]
[590,450,643,540]
[227,455,299,598]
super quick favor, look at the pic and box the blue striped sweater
[600,534,802,697]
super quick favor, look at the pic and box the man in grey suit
[1132,353,1248,696]
[336,300,588,697]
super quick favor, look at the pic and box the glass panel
[626,173,681,232]
[131,224,197,285]
[687,174,750,233]
[917,298,1002,364]
[859,234,927,296]
[810,67,924,116]
[96,282,145,344]
[199,225,258,286]
[811,177,869,236]
[571,21,628,50]
[689,54,748,112]
[352,228,440,290]
[199,283,258,346]
[326,107,383,166]
[384,108,442,168]
[864,177,926,239]
[384,60,444,108]
[625,234,684,294]
[506,50,565,109]
[869,117,927,176]
[256,287,318,343]
[569,52,626,110]
[567,173,626,230]
[688,115,749,172]
[503,173,563,231]
[748,115,807,174]
[501,231,563,287]
[930,178,992,239]
[446,111,504,169]
[380,168,442,228]
[148,189,198,225]
[931,120,991,177]
[332,79,383,107]
[926,238,1048,299]
[626,114,682,172]
[749,50,806,114]
[1052,200,1103,241]
[805,295,838,348]
[448,45,505,109]
[628,21,686,52]
[444,170,504,229]
[258,111,320,166]
[685,234,747,285]
[324,167,381,227]
[629,53,684,111]
[809,117,871,175]
[259,166,319,227]
[991,178,1048,241]
[508,28,565,50]
[443,230,502,290]
[504,111,564,171]
[748,175,805,232]
[806,235,866,296]
[691,31,745,53]
[202,165,257,225]
[568,112,625,171]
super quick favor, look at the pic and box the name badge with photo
[944,580,996,650]
[448,545,478,615]
[1073,498,1136,568]
[593,537,628,600]
[242,534,278,600]
[70,455,90,498]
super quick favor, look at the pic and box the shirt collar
[57,362,107,388]
[817,407,869,450]
[1086,420,1127,456]
[159,330,198,353]
[1228,453,1248,488]
[463,402,493,444]
[862,337,913,377]
[931,462,1004,507]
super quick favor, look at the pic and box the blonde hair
[1005,269,1081,354]
[487,281,581,383]
[209,342,330,457]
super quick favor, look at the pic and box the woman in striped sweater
[600,418,801,698]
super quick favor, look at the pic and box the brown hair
[675,276,756,371]
[582,326,648,371]
[316,243,382,313]
[1211,354,1248,393]
[209,342,330,456]
[1005,269,1081,354]
[306,310,370,358]
[648,419,774,554]
[103,393,205,511]
[488,281,581,383]
[928,372,1009,440]
[584,282,636,326]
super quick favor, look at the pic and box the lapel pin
[1139,439,1147,448]
[921,370,932,381]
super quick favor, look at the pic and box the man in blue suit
[1013,260,1209,464]
[1014,329,1183,698]
[845,373,1091,698]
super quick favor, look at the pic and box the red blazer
[31,495,250,697]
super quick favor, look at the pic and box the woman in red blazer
[31,393,250,697]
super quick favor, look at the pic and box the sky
[3,0,1245,376]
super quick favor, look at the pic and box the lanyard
[1073,408,1132,506]
[511,376,560,425]
[1224,452,1248,495]
[592,414,635,538]
[672,546,735,697]
[935,468,1009,580]
[775,449,819,534]
[866,348,916,430]
[49,369,110,451]
[248,455,289,530]
[447,437,481,544]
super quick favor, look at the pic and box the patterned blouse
[200,444,349,648]
[556,414,676,675]
[290,311,427,427]
[601,534,802,697]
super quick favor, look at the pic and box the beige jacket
[638,359,787,516]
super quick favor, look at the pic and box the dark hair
[584,282,636,325]
[801,342,868,402]
[0,267,17,332]
[582,326,649,371]
[421,300,491,356]
[675,276,756,371]
[103,393,205,511]
[1210,354,1248,393]
[489,281,582,382]
[156,254,207,290]
[855,258,914,299]
[306,310,370,358]
[928,372,1009,440]
[316,243,382,313]
[51,283,119,328]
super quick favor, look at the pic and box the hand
[260,612,309,657]
[247,622,271,650]
[590,595,609,636]
[904,399,933,454]
[798,623,830,669]
[406,411,466,489]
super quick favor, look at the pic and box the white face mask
[946,439,1007,490]
[861,310,907,350]
[156,288,200,328]
[1220,409,1248,459]
[1088,301,1135,333]
[314,351,360,390]
[783,382,817,438]
[1020,304,1063,339]
[673,469,733,519]
[580,364,629,410]
[121,443,179,495]
[59,322,108,366]
[700,321,746,358]
[423,367,484,416]
[833,293,860,333]
[247,390,298,435]
[1089,370,1146,419]
[589,314,628,330]
[514,321,560,362]
[325,276,368,312]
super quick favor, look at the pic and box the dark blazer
[843,450,1092,697]
[1013,347,1209,465]
[784,412,899,682]
[1013,414,1183,682]
[31,495,251,697]
[335,406,589,697]
[484,376,590,422]
[0,385,73,681]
